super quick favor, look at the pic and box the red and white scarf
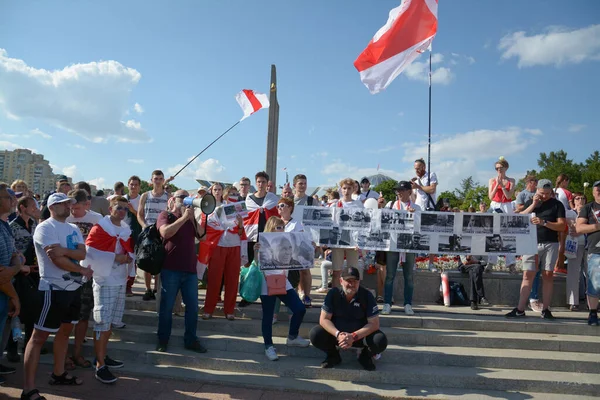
[243,192,279,241]
[197,206,247,268]
[84,216,134,278]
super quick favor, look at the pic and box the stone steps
[94,324,600,373]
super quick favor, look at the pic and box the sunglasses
[275,226,284,231]
[495,167,504,171]
[277,203,289,209]
[115,206,128,211]
[574,197,585,200]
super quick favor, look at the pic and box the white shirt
[385,200,422,212]
[66,211,102,240]
[358,189,380,202]
[335,199,364,208]
[554,188,571,211]
[93,221,130,287]
[34,218,85,291]
[413,172,438,210]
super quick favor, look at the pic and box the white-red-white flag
[235,89,270,120]
[354,0,438,94]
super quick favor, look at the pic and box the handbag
[264,273,287,296]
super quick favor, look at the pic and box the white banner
[258,232,314,271]
[300,206,538,256]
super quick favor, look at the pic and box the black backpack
[135,221,168,276]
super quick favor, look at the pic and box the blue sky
[0,0,598,193]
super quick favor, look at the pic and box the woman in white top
[566,192,588,310]
[257,216,309,361]
[554,174,572,274]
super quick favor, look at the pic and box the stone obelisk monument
[265,64,279,191]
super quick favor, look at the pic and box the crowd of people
[0,157,599,400]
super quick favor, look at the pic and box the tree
[536,150,583,190]
[436,191,460,209]
[449,176,488,210]
[374,180,398,203]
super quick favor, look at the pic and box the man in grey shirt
[515,175,538,213]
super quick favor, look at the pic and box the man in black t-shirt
[506,179,566,320]
[576,180,600,326]
[309,267,387,371]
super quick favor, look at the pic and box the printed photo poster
[418,212,456,234]
[318,226,355,247]
[302,206,333,228]
[334,207,375,230]
[395,232,431,251]
[258,232,314,271]
[222,201,249,220]
[437,234,473,254]
[462,213,494,235]
[380,209,414,233]
[357,229,391,251]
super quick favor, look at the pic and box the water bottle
[11,316,23,342]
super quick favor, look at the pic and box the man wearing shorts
[85,196,134,383]
[506,179,566,320]
[23,193,93,400]
[576,180,600,326]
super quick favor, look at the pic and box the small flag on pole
[354,0,438,94]
[235,89,270,120]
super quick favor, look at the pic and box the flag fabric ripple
[236,89,270,120]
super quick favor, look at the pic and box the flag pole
[172,120,241,178]
[427,50,432,197]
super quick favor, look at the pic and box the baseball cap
[56,174,68,181]
[394,181,412,191]
[47,193,76,207]
[360,177,369,184]
[537,179,552,190]
[593,180,600,188]
[341,266,360,280]
[197,186,209,194]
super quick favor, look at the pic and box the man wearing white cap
[22,193,94,399]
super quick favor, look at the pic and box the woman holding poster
[201,183,246,321]
[256,217,309,361]
[488,157,516,270]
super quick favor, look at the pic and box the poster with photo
[302,207,333,227]
[420,212,455,233]
[500,215,531,234]
[485,234,517,254]
[357,229,390,251]
[258,232,314,271]
[437,234,473,253]
[318,226,354,247]
[381,209,414,232]
[462,214,494,234]
[396,233,431,251]
[222,201,249,220]
[334,207,373,229]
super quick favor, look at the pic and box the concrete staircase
[44,267,600,399]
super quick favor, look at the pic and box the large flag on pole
[354,0,438,94]
[236,89,270,120]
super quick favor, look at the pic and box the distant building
[0,148,68,195]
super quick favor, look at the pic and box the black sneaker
[505,308,525,318]
[0,364,16,375]
[0,375,5,385]
[156,342,168,352]
[541,309,555,320]
[95,366,117,384]
[238,299,251,308]
[479,297,490,306]
[588,312,599,326]
[320,351,342,369]
[185,340,207,353]
[6,348,20,363]
[470,301,479,310]
[103,356,124,369]
[142,289,155,301]
[358,348,376,371]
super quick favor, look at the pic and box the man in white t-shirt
[125,175,142,297]
[411,158,438,211]
[65,189,102,372]
[358,177,380,203]
[23,193,93,399]
[85,196,134,384]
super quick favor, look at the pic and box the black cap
[56,174,68,181]
[593,180,600,188]
[360,177,369,184]
[341,266,360,280]
[395,181,412,191]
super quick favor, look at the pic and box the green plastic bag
[239,260,262,302]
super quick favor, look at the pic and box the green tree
[461,185,489,210]
[536,150,583,190]
[374,180,398,203]
[436,191,460,209]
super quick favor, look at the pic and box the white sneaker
[315,287,328,294]
[286,336,310,347]
[265,346,279,361]
[381,304,392,315]
[404,304,415,315]
[272,315,278,325]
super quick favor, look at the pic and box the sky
[0,0,598,194]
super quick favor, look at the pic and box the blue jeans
[0,292,8,347]
[529,269,542,300]
[260,289,306,347]
[157,269,199,346]
[384,252,414,305]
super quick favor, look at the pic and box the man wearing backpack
[309,267,387,371]
[292,174,313,306]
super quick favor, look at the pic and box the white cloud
[61,165,77,178]
[89,177,107,189]
[167,158,229,182]
[404,53,455,85]
[0,140,26,150]
[133,103,144,114]
[0,133,19,139]
[67,143,86,149]
[524,128,543,136]
[0,48,149,143]
[30,128,51,139]
[498,24,600,67]
[127,158,144,164]
[568,124,586,133]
